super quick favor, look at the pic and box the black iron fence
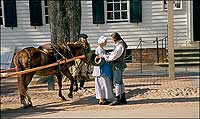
[134,36,168,73]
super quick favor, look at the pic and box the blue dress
[100,62,113,79]
[92,46,113,100]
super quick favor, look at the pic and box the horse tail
[16,57,24,71]
[14,51,24,71]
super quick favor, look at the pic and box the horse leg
[79,76,87,90]
[17,75,26,108]
[17,74,31,108]
[73,76,78,92]
[62,68,74,98]
[55,73,67,101]
[23,73,34,107]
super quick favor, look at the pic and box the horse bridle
[50,44,67,59]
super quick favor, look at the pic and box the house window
[0,1,3,25]
[106,0,128,23]
[44,0,49,24]
[163,0,182,10]
[92,0,142,24]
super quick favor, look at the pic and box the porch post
[167,0,175,79]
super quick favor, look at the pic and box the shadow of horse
[1,93,198,118]
[0,94,97,118]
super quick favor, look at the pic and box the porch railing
[152,36,168,63]
[135,36,168,74]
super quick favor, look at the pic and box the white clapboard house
[0,0,199,69]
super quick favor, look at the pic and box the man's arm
[100,45,124,61]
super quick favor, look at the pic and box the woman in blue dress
[92,36,114,105]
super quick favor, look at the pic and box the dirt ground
[0,76,199,118]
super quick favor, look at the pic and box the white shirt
[104,42,124,61]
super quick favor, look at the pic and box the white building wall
[80,1,189,50]
[0,1,51,51]
[0,1,189,51]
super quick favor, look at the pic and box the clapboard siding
[80,1,189,50]
[0,1,50,50]
[1,1,190,51]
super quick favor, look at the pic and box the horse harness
[23,43,73,73]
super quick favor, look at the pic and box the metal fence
[123,36,199,90]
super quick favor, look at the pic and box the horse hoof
[68,93,73,98]
[28,103,33,107]
[59,94,67,101]
[21,103,33,109]
[21,105,29,109]
[61,97,67,101]
[22,106,28,109]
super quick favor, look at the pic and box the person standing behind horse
[99,32,128,106]
[72,34,91,91]
[92,36,114,105]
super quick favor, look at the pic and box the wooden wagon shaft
[0,67,16,73]
[0,55,85,80]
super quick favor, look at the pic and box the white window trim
[0,0,5,26]
[127,1,130,22]
[105,0,129,23]
[42,0,49,25]
[163,0,183,11]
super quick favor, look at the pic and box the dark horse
[13,42,89,108]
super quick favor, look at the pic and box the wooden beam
[0,55,85,80]
[0,67,16,73]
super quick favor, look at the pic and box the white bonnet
[98,36,107,44]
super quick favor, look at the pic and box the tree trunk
[48,0,81,44]
[48,0,58,44]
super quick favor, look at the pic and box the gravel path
[1,76,199,118]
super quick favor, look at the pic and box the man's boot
[120,93,127,104]
[109,95,121,106]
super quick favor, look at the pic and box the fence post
[139,37,143,74]
[156,37,159,63]
[162,38,164,62]
[48,75,55,90]
[164,36,167,61]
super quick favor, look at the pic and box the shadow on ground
[127,97,199,105]
[1,88,199,118]
[1,73,199,118]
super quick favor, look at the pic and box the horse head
[63,42,90,63]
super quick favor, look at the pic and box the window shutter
[3,0,17,27]
[29,0,42,26]
[92,0,105,24]
[130,0,142,23]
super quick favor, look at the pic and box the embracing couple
[92,32,128,106]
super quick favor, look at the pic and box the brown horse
[13,42,89,108]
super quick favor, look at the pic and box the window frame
[0,0,3,25]
[163,0,182,11]
[105,0,130,23]
[43,0,49,25]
